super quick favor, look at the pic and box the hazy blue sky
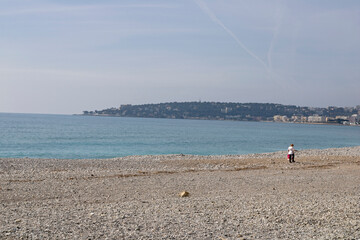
[1,0,359,114]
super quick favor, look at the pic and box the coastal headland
[1,147,360,239]
[83,102,360,125]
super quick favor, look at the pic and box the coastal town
[83,102,360,125]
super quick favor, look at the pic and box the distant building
[273,115,282,122]
[281,116,289,122]
[291,115,303,122]
[349,114,359,125]
[273,115,289,122]
[334,116,350,124]
[221,107,232,114]
[335,116,349,120]
[326,117,335,123]
[308,115,326,123]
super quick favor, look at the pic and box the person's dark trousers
[289,154,295,163]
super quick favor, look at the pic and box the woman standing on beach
[287,144,297,163]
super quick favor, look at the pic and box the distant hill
[83,102,359,122]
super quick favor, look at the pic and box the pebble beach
[1,146,360,239]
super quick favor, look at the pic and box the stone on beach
[179,191,189,197]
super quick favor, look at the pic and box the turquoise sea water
[0,113,360,159]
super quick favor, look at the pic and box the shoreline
[2,145,360,161]
[1,146,360,239]
[80,114,359,127]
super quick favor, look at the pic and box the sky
[1,0,359,114]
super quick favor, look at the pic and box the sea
[1,113,360,159]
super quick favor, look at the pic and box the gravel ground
[1,146,360,239]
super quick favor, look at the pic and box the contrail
[267,1,283,75]
[194,0,269,72]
